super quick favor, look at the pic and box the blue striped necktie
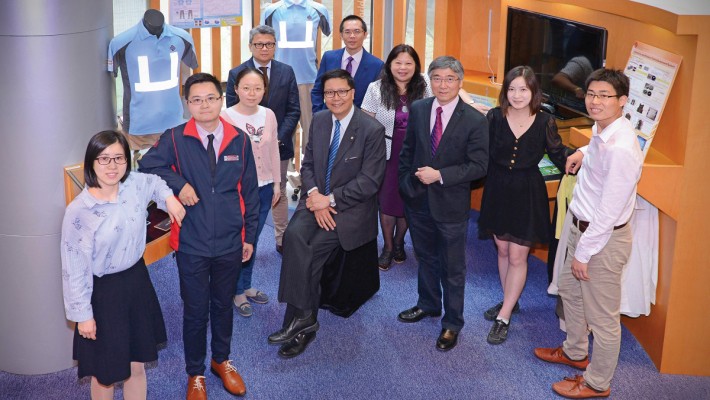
[325,120,341,195]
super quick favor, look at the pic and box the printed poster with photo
[170,0,242,29]
[623,42,682,158]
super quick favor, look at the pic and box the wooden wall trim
[413,0,427,65]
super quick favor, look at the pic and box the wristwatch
[328,193,336,208]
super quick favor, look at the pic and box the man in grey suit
[397,56,489,351]
[267,69,386,358]
[226,25,300,253]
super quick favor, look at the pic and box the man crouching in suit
[268,69,386,358]
[397,56,489,351]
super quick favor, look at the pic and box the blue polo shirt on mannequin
[108,21,198,135]
[261,0,331,85]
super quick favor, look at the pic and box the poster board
[623,42,682,157]
[170,0,243,28]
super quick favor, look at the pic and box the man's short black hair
[184,72,223,100]
[585,68,630,97]
[84,130,131,188]
[321,69,355,91]
[339,14,367,33]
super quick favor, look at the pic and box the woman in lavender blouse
[61,130,184,399]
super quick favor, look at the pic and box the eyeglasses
[239,86,264,93]
[324,89,353,98]
[431,76,460,84]
[96,155,127,165]
[251,42,276,49]
[342,29,363,36]
[585,93,620,101]
[187,96,222,105]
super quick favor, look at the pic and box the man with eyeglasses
[226,25,300,254]
[139,72,260,400]
[268,69,385,359]
[311,14,384,114]
[535,69,643,399]
[397,56,489,352]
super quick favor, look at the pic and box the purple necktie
[431,107,443,156]
[345,56,354,76]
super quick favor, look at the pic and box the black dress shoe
[278,332,316,359]
[268,313,319,344]
[397,306,442,323]
[436,329,459,351]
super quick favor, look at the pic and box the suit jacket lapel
[421,97,435,163]
[318,114,333,176]
[335,108,358,165]
[436,99,465,156]
[353,50,367,79]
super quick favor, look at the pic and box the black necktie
[207,134,216,176]
[259,66,269,105]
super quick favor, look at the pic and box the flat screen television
[505,7,608,119]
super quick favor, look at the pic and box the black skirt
[73,258,167,386]
[478,163,551,246]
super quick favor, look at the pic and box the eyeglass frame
[96,155,127,165]
[585,92,620,101]
[251,42,276,49]
[187,96,223,105]
[342,29,364,37]
[323,88,354,98]
[430,76,461,84]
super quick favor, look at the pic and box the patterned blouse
[60,172,173,322]
[361,74,433,159]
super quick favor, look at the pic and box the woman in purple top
[362,44,432,271]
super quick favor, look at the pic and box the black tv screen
[505,7,607,118]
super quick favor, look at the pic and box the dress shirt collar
[342,48,363,65]
[253,59,272,71]
[195,120,225,155]
[332,105,355,143]
[593,116,628,143]
[430,97,459,132]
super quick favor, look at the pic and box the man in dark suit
[311,14,384,114]
[268,69,386,358]
[226,25,300,253]
[397,56,489,351]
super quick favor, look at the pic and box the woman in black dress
[478,66,572,344]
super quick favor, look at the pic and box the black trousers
[405,201,469,332]
[176,250,241,376]
[278,209,342,323]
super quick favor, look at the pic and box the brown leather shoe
[552,375,610,398]
[210,359,246,396]
[186,375,207,400]
[534,346,590,370]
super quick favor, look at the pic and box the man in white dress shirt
[534,68,643,399]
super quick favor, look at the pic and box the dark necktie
[325,120,341,195]
[259,66,269,104]
[207,134,216,176]
[345,56,354,76]
[431,107,443,156]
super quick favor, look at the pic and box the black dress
[478,107,569,246]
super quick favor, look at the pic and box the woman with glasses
[361,44,432,271]
[61,130,185,399]
[221,67,280,317]
[477,66,573,345]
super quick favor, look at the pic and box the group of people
[61,13,643,400]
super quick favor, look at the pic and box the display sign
[170,0,242,28]
[623,42,682,157]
